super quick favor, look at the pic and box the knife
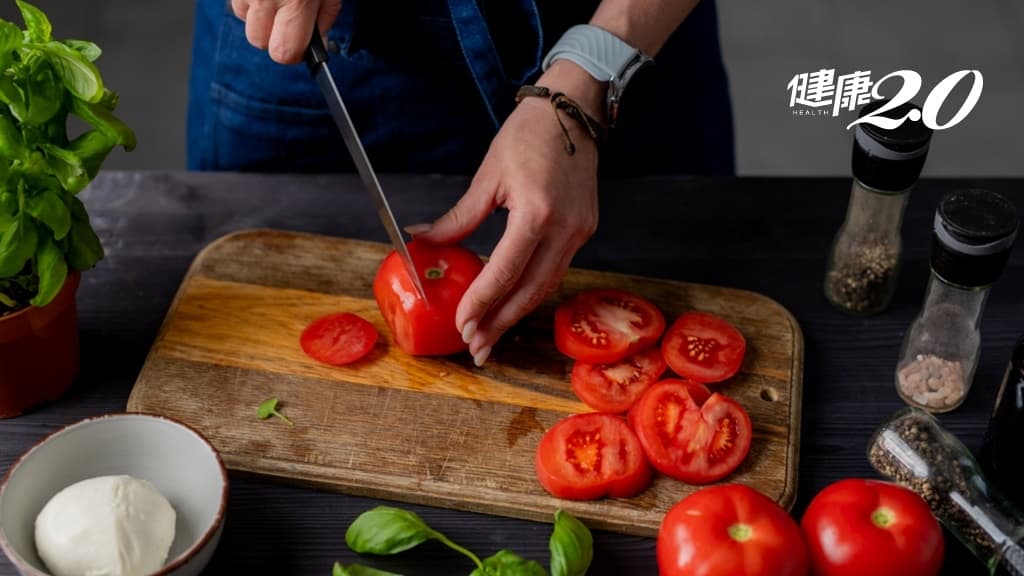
[303,29,429,303]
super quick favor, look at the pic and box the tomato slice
[630,379,752,484]
[535,413,652,500]
[662,311,747,384]
[300,312,378,366]
[554,289,666,364]
[571,347,668,413]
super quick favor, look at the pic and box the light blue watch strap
[541,24,639,82]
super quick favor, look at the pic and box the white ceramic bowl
[0,413,228,576]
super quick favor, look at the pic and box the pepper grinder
[869,407,1024,575]
[895,189,1019,413]
[824,99,933,315]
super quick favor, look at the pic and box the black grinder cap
[931,189,1019,288]
[852,99,934,191]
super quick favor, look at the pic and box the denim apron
[187,0,734,176]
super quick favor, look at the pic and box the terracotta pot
[0,271,81,419]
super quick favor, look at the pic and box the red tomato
[629,379,752,484]
[571,348,668,413]
[801,479,943,576]
[658,484,809,576]
[300,312,378,365]
[554,289,666,364]
[662,311,747,384]
[372,240,484,356]
[534,413,651,500]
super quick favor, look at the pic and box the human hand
[231,0,342,64]
[410,62,605,366]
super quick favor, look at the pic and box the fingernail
[473,345,492,367]
[404,223,432,235]
[461,320,478,344]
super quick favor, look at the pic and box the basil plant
[0,0,134,313]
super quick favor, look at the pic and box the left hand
[411,63,604,366]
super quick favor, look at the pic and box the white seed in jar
[898,354,966,410]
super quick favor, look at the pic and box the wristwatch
[541,24,655,128]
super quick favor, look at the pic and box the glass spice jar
[824,99,933,315]
[868,407,1024,575]
[895,189,1019,413]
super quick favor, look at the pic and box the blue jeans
[187,0,734,176]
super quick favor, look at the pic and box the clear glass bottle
[869,407,1024,575]
[896,189,1019,413]
[824,99,933,315]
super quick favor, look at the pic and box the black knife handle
[304,27,329,75]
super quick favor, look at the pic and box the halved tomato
[300,312,378,365]
[571,347,668,413]
[629,379,752,484]
[535,413,652,500]
[554,289,666,364]
[662,311,746,384]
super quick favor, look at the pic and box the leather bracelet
[515,85,606,156]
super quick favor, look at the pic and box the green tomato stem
[871,507,895,528]
[272,410,294,426]
[727,523,753,542]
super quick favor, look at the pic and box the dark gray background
[0,0,1021,176]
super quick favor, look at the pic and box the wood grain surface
[127,228,803,537]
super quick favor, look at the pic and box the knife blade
[303,29,429,304]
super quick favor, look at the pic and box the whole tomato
[373,239,483,356]
[658,484,809,576]
[800,479,943,576]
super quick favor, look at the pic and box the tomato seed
[567,431,603,473]
[687,337,717,362]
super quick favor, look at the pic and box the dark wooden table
[2,172,1021,576]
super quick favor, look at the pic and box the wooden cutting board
[127,229,803,537]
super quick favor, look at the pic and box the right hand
[231,0,343,65]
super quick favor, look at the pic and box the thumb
[317,0,342,37]
[411,176,496,244]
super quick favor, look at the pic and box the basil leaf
[470,550,547,576]
[25,188,70,239]
[332,563,403,576]
[15,0,51,43]
[39,41,103,102]
[345,507,439,556]
[70,96,135,150]
[41,142,87,193]
[29,232,65,307]
[0,217,37,277]
[98,88,118,110]
[0,113,25,159]
[23,64,62,125]
[63,39,101,62]
[0,189,17,216]
[548,511,593,576]
[66,196,102,269]
[0,76,27,121]
[0,21,22,54]
[67,129,115,181]
[0,201,13,228]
